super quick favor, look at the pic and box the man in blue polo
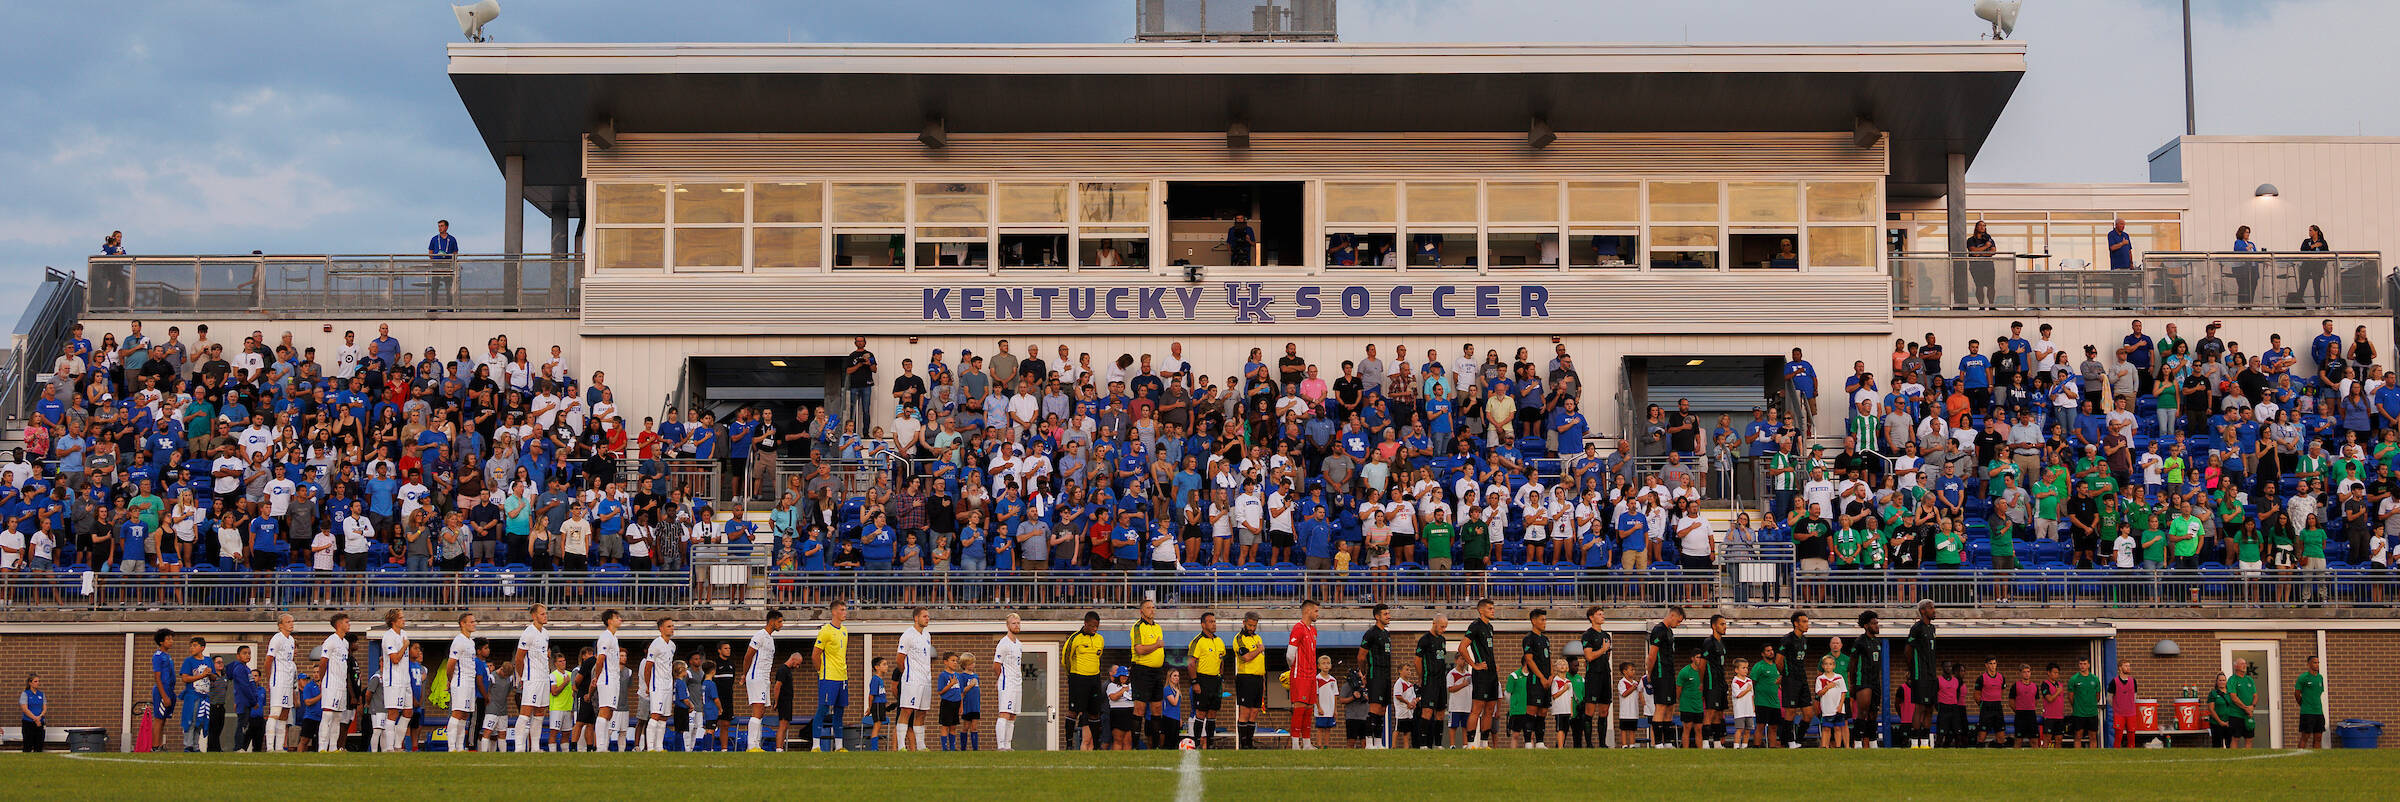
[427,220,458,259]
[1784,348,1818,434]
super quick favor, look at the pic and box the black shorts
[1110,708,1138,733]
[1758,707,1785,728]
[2013,711,2037,739]
[2300,713,2326,734]
[1782,681,1810,711]
[1581,673,1613,706]
[1269,530,1294,550]
[577,701,598,724]
[1509,713,1534,732]
[1471,669,1500,702]
[1067,674,1103,716]
[1526,683,1552,709]
[1366,676,1392,707]
[1131,665,1164,703]
[1194,674,1223,712]
[1680,710,1704,724]
[1705,687,1730,713]
[939,700,961,727]
[1236,674,1265,708]
[2045,718,2068,736]
[1650,675,1676,706]
[1617,717,1640,731]
[2070,714,2098,734]
[1417,691,1446,714]
[2238,718,2256,738]
[962,710,980,722]
[1979,701,2005,732]
[1346,719,1369,739]
[1909,676,1937,703]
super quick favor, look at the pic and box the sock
[747,719,762,750]
[969,731,980,750]
[914,726,928,751]
[1238,722,1255,749]
[597,718,614,752]
[994,719,1011,750]
[941,733,954,751]
[446,720,462,752]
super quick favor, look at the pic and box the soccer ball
[1179,737,1197,750]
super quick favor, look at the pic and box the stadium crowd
[7,314,2400,593]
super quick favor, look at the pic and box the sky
[5,0,2397,322]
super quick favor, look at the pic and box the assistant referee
[1234,612,1267,749]
[1129,599,1168,748]
[1188,612,1228,748]
[1064,612,1108,751]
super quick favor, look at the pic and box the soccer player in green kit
[1357,604,1395,749]
[1750,644,1784,748]
[1645,606,1684,747]
[1577,607,1612,749]
[1700,614,1730,748]
[1518,609,1553,748]
[1412,615,1450,749]
[1464,599,1501,749]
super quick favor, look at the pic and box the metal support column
[550,213,570,255]
[503,154,526,309]
[1945,152,1968,256]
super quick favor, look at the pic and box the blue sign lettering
[917,283,1555,324]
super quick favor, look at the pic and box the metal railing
[1794,568,2400,609]
[85,254,581,316]
[1890,251,2385,313]
[2,267,84,425]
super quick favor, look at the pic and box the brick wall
[0,634,127,750]
[2117,628,2400,748]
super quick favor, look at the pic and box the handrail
[1891,250,2386,313]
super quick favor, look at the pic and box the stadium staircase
[0,268,84,452]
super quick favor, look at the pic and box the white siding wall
[2174,137,2400,259]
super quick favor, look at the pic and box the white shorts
[548,711,571,730]
[596,682,622,710]
[272,678,295,708]
[483,713,505,733]
[520,677,551,707]
[647,691,675,717]
[451,691,478,714]
[746,678,771,707]
[322,689,348,714]
[999,687,1022,716]
[900,680,931,711]
[382,682,413,712]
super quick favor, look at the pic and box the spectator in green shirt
[2207,674,2239,749]
[2065,658,2101,749]
[2295,655,2326,749]
[1933,519,1964,568]
[2225,659,2258,748]
[1751,644,1784,749]
[1674,652,1708,748]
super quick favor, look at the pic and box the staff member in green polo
[2065,657,2101,749]
[2295,655,2326,749]
[2225,658,2258,748]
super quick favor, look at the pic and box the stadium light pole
[2182,0,2196,136]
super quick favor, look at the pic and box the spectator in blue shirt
[2105,218,2134,270]
[1784,348,1819,428]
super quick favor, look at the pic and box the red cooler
[2172,698,2204,731]
[2133,700,2161,732]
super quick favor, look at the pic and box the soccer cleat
[746,746,765,752]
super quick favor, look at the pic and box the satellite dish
[1974,0,2020,40]
[455,0,500,43]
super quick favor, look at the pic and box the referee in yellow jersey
[1235,611,1267,749]
[1064,611,1108,750]
[1129,598,1168,749]
[1187,612,1228,748]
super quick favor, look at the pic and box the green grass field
[15,748,2392,800]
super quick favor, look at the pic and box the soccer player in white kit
[446,613,481,752]
[993,614,1026,751]
[642,618,678,752]
[895,607,935,751]
[264,613,299,752]
[379,609,412,752]
[315,612,353,752]
[593,609,625,752]
[513,603,553,753]
[742,609,784,752]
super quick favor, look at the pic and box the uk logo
[1222,282,1277,323]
